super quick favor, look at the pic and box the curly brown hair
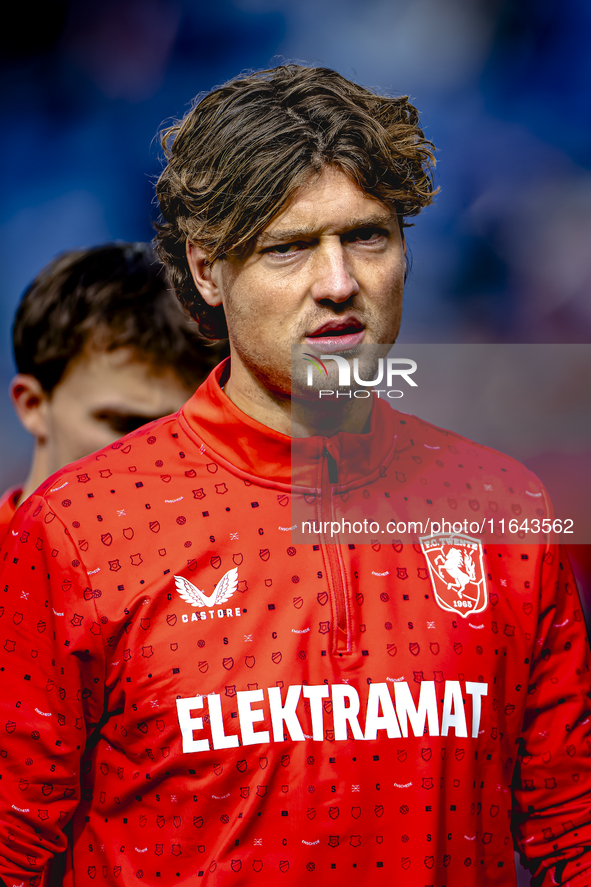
[154,64,437,339]
[13,243,228,392]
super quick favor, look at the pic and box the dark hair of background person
[154,63,437,339]
[12,242,227,393]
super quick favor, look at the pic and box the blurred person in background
[0,242,227,541]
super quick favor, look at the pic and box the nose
[310,241,360,303]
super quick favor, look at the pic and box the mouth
[304,318,366,353]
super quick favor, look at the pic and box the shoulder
[0,485,23,544]
[394,408,540,475]
[0,485,22,514]
[35,411,184,521]
[390,408,549,511]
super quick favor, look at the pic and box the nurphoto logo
[303,353,418,399]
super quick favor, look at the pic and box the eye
[349,227,388,243]
[263,241,306,255]
[93,412,155,434]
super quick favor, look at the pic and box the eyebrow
[257,213,396,246]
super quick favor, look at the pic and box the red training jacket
[0,487,22,548]
[0,362,590,886]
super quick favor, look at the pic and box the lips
[305,317,366,352]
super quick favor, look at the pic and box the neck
[223,364,372,437]
[20,441,52,502]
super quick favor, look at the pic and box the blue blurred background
[1,0,590,488]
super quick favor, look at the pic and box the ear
[186,240,224,307]
[9,374,50,440]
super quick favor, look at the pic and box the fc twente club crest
[419,533,488,619]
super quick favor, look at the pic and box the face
[43,347,194,472]
[193,167,406,401]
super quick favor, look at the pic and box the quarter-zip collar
[180,359,400,490]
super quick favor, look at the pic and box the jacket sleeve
[0,495,105,885]
[512,543,591,885]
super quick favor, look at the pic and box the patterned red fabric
[0,487,22,547]
[0,362,589,886]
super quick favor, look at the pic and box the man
[0,242,226,542]
[0,66,588,886]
